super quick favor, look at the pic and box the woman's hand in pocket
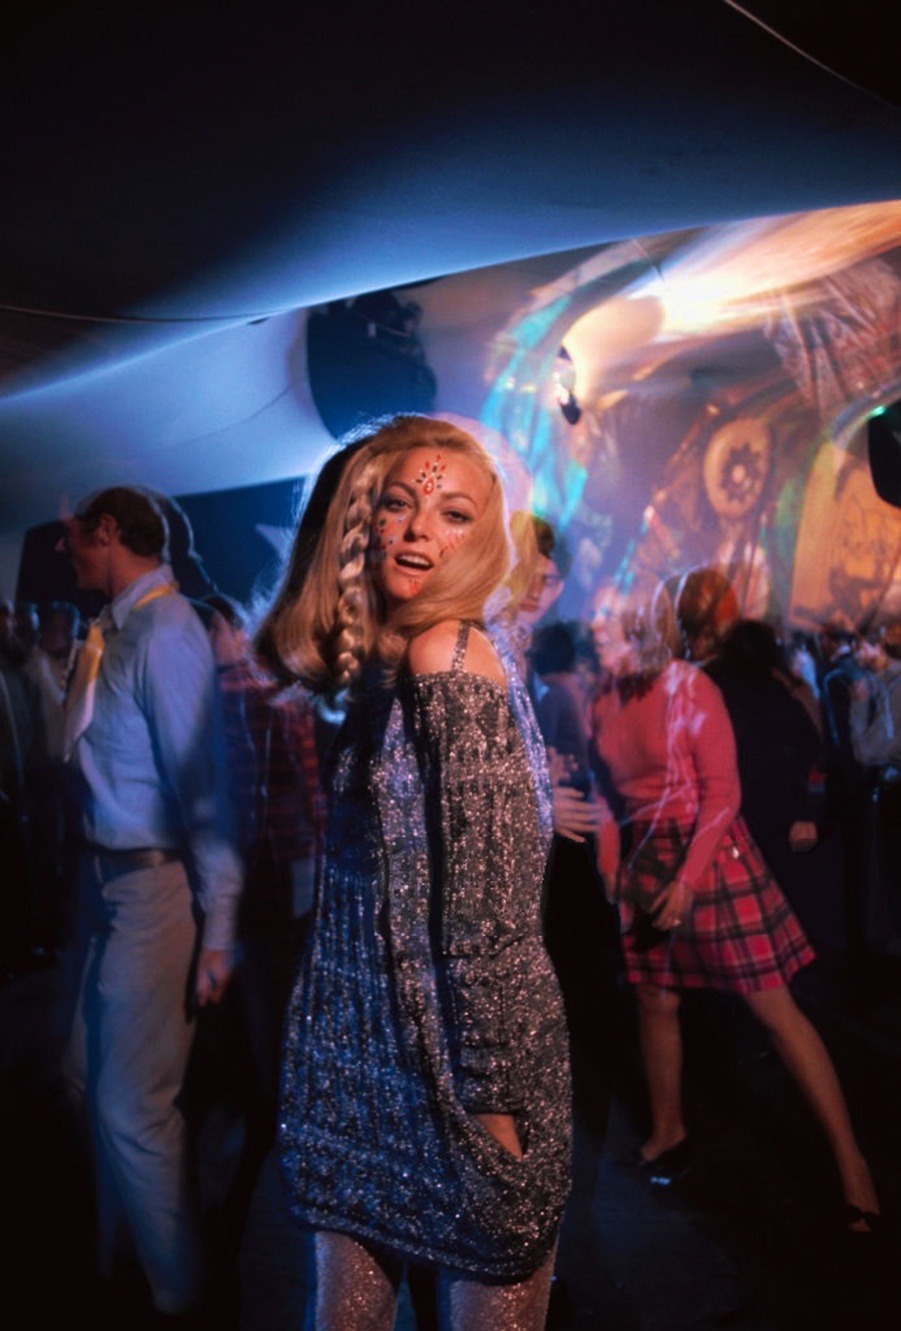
[474,1113,523,1159]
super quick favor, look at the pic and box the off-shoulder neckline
[406,667,509,695]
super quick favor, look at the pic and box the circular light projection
[703,417,772,520]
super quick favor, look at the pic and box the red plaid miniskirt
[615,815,815,992]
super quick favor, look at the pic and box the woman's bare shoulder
[407,621,461,675]
[407,620,506,684]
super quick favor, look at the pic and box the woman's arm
[675,668,741,889]
[405,624,539,1153]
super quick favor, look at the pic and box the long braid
[333,457,381,687]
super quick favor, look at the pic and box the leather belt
[84,844,181,883]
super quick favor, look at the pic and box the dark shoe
[841,1203,883,1242]
[632,1138,692,1186]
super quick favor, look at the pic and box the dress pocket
[467,1110,531,1176]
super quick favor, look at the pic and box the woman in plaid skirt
[590,580,880,1235]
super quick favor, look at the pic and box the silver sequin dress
[280,623,571,1281]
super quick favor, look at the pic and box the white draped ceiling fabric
[1,3,900,606]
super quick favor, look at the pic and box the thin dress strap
[451,620,472,671]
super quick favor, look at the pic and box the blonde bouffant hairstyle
[618,580,680,679]
[594,577,679,695]
[266,415,511,692]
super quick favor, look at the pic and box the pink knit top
[592,660,741,892]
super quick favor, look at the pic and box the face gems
[439,529,467,559]
[415,454,446,495]
[372,447,490,609]
[370,516,397,562]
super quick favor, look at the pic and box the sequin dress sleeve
[279,627,571,1281]
[401,675,541,1113]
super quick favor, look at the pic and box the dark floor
[3,948,901,1331]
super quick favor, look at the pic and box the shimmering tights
[313,1231,555,1331]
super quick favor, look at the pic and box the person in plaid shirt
[590,579,881,1238]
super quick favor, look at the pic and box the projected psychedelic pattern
[480,202,901,634]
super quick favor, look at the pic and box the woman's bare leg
[634,983,686,1157]
[743,986,880,1224]
[444,1246,556,1331]
[313,1231,400,1331]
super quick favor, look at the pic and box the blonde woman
[261,416,570,1329]
[591,581,880,1237]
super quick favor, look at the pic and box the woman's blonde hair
[266,415,510,691]
[619,580,680,678]
[595,578,678,691]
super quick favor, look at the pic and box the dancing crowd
[1,414,899,1329]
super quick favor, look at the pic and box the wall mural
[479,203,901,635]
[23,203,899,635]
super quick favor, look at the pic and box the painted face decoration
[416,454,446,495]
[370,446,492,610]
[370,513,392,562]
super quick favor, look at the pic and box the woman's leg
[313,1231,400,1331]
[444,1246,556,1331]
[634,983,686,1156]
[743,986,879,1221]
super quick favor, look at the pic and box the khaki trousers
[64,855,201,1314]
